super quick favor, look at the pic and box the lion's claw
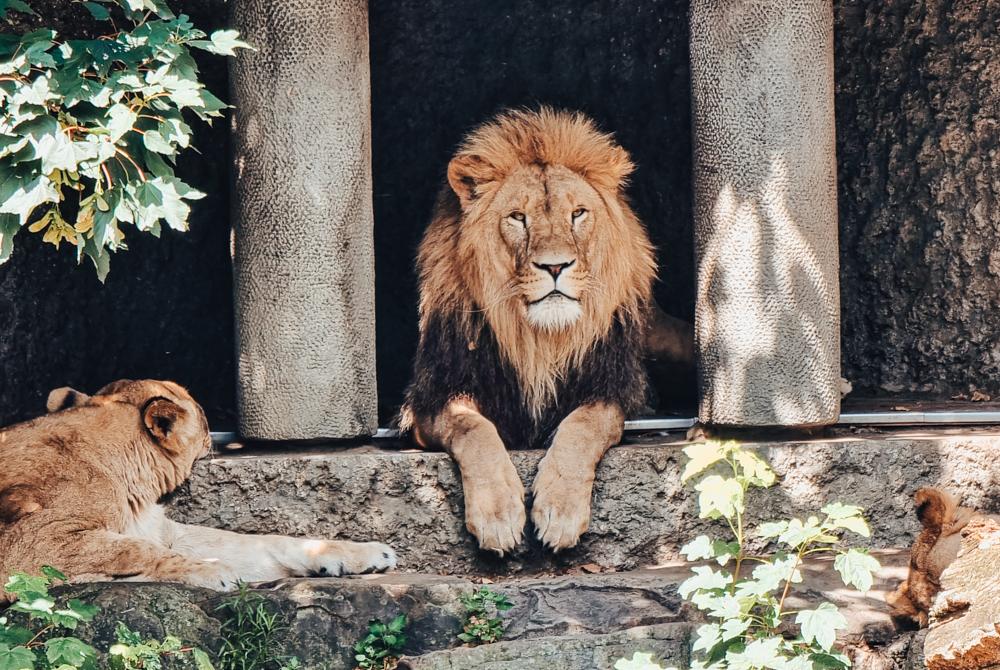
[531,458,593,552]
[463,465,526,556]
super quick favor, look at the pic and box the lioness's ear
[46,387,91,413]
[447,154,495,208]
[142,397,187,448]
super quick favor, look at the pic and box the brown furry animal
[887,486,997,628]
[400,108,656,555]
[645,301,695,367]
[0,380,396,596]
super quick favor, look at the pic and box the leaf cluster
[0,0,249,279]
[107,623,213,670]
[456,588,512,646]
[215,585,297,670]
[676,441,882,670]
[352,616,406,670]
[0,567,212,670]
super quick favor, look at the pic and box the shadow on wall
[370,0,696,422]
[696,155,839,425]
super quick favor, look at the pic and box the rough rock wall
[169,435,1000,575]
[835,0,1000,397]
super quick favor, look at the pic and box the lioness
[401,108,656,554]
[888,486,1000,628]
[0,379,396,594]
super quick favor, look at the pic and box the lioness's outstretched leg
[531,402,624,551]
[414,398,525,555]
[163,519,397,579]
[41,530,240,590]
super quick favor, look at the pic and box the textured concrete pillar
[690,0,840,426]
[230,0,376,440]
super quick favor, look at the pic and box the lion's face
[418,108,656,410]
[490,164,605,331]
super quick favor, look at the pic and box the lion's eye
[572,208,588,222]
[508,212,526,224]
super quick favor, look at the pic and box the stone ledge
[396,623,695,670]
[168,431,1000,575]
[49,552,911,670]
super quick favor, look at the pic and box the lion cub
[0,379,396,594]
[887,486,999,628]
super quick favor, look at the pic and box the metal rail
[208,408,1000,444]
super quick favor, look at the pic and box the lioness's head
[47,379,212,477]
[436,108,655,335]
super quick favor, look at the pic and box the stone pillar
[689,0,841,426]
[230,0,376,440]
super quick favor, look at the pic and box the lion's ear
[586,145,635,192]
[46,387,91,413]
[447,154,495,208]
[142,396,188,450]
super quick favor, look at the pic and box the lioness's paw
[179,563,242,592]
[339,542,398,575]
[531,462,593,552]
[463,468,526,556]
[308,541,397,577]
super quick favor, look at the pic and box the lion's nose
[533,260,575,279]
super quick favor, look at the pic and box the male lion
[401,108,656,554]
[0,379,396,595]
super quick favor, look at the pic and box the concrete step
[396,624,695,670]
[168,429,1000,575]
[57,552,915,670]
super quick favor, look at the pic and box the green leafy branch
[353,615,406,670]
[456,588,513,646]
[675,441,881,670]
[0,0,249,279]
[108,622,214,670]
[1,566,214,670]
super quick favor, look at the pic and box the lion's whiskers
[462,278,521,314]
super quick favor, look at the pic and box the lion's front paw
[463,465,526,556]
[531,459,594,552]
[306,541,398,576]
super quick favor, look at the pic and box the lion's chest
[406,311,647,449]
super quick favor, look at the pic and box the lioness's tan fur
[0,380,395,596]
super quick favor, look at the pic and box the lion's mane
[402,108,656,447]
